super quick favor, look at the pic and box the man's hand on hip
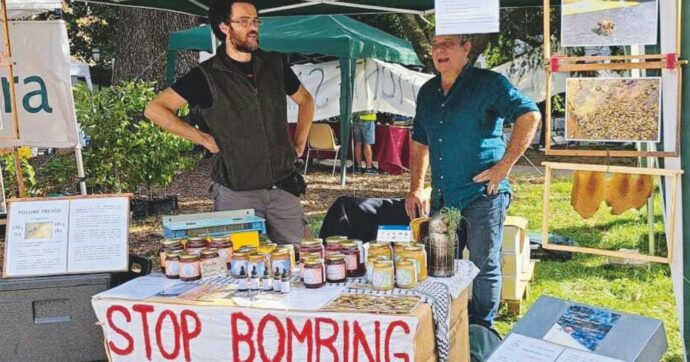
[405,190,430,219]
[473,161,512,195]
[199,132,220,153]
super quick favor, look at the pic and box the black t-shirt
[171,54,301,109]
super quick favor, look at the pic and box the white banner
[0,21,80,148]
[7,0,61,19]
[92,298,418,361]
[287,58,433,122]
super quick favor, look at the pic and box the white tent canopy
[7,0,61,19]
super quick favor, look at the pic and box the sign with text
[92,299,418,361]
[0,20,80,147]
[377,225,413,243]
[3,194,130,277]
[435,0,500,35]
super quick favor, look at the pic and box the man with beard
[145,0,314,246]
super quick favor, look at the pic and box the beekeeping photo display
[565,78,661,143]
[561,0,658,47]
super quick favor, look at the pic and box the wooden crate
[501,260,537,316]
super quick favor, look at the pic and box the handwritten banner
[92,299,418,361]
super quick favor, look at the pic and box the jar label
[372,270,393,289]
[396,268,415,287]
[231,260,247,276]
[166,261,180,276]
[179,262,200,278]
[218,248,233,263]
[303,268,323,285]
[326,264,346,281]
[200,258,227,278]
[248,261,266,276]
[272,259,291,275]
[344,254,358,271]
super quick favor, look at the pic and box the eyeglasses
[229,18,263,27]
[431,40,459,51]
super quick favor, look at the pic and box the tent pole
[75,146,87,195]
[338,57,356,187]
[679,0,690,357]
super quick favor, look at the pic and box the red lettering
[375,321,381,362]
[106,305,134,355]
[315,318,339,362]
[231,312,255,362]
[257,314,286,362]
[343,321,350,362]
[353,321,376,362]
[155,310,181,360]
[385,321,411,362]
[181,310,202,362]
[287,318,313,362]
[132,304,155,360]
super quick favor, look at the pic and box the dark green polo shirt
[412,65,539,210]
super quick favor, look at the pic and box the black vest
[199,49,296,191]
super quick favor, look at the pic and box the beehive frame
[542,162,683,264]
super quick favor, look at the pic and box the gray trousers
[211,182,307,246]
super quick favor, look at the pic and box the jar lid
[300,238,323,244]
[341,241,358,248]
[180,254,199,261]
[239,246,257,252]
[300,240,322,247]
[209,235,232,243]
[248,254,265,261]
[187,236,206,242]
[325,239,342,246]
[374,260,394,267]
[325,235,348,242]
[396,260,414,267]
[162,239,182,247]
[264,242,278,247]
[234,251,249,257]
[369,241,390,248]
[201,248,219,256]
[304,258,323,266]
[326,254,345,261]
[272,250,289,256]
[166,251,183,258]
[404,246,423,252]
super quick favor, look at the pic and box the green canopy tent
[166,15,422,185]
[75,2,690,357]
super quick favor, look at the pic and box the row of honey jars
[372,241,427,282]
[231,245,294,277]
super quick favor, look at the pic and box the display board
[2,194,131,277]
[542,0,683,158]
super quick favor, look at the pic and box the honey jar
[395,259,417,289]
[303,258,325,289]
[401,245,428,281]
[271,250,291,275]
[185,236,208,256]
[372,260,394,291]
[159,239,183,273]
[208,235,233,269]
[231,251,249,277]
[325,254,347,283]
[164,251,182,279]
[179,254,201,282]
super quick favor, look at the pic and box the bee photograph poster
[561,0,658,47]
[565,77,661,143]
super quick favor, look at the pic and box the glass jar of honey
[300,240,324,259]
[368,241,392,259]
[325,254,347,283]
[271,250,291,275]
[208,235,233,269]
[303,259,325,288]
[248,254,267,276]
[231,251,249,277]
[185,236,208,256]
[164,251,182,279]
[341,241,365,277]
[395,259,417,288]
[372,260,394,291]
[401,245,428,281]
[160,239,184,273]
[178,254,201,282]
[324,239,343,258]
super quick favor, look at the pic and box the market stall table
[92,261,477,361]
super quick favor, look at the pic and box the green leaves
[74,81,200,195]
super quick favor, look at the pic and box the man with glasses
[405,34,540,331]
[145,0,314,246]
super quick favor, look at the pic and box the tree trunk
[112,7,200,88]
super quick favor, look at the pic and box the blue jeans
[457,193,509,329]
[352,121,375,144]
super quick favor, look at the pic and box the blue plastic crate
[162,209,266,239]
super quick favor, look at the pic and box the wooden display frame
[2,193,133,278]
[0,0,20,141]
[541,162,682,264]
[542,0,684,158]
